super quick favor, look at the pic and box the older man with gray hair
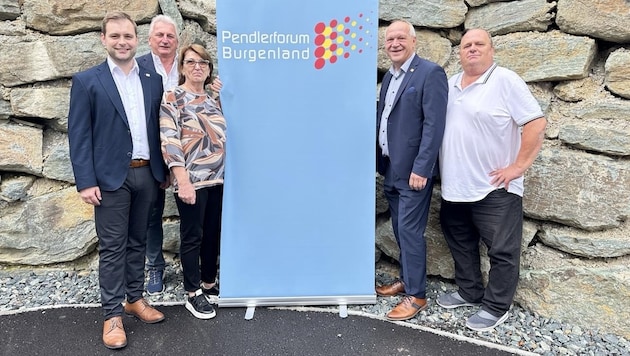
[137,14,179,296]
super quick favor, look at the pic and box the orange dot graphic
[330,56,337,64]
[344,16,350,23]
[315,58,325,69]
[344,53,350,58]
[330,19,338,27]
[330,43,338,51]
[330,32,337,40]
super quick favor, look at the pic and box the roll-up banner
[217,0,378,308]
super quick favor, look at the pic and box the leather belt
[130,159,150,168]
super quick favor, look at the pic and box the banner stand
[216,1,379,316]
[229,298,366,320]
[233,296,366,320]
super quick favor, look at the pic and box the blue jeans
[145,188,165,271]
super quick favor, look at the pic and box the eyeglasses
[183,59,210,68]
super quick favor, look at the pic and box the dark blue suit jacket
[68,60,166,191]
[136,53,156,72]
[377,55,448,180]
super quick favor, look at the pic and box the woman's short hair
[178,44,214,86]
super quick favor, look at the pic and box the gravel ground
[1,258,628,356]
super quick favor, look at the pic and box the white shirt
[107,57,150,160]
[379,55,415,157]
[439,63,543,201]
[151,52,179,91]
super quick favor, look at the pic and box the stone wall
[0,0,628,338]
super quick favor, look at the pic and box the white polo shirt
[439,63,543,202]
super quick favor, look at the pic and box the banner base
[218,295,376,308]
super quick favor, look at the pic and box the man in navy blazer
[135,14,179,296]
[375,20,448,321]
[68,11,167,349]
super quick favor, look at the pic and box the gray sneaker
[436,291,481,309]
[466,309,509,332]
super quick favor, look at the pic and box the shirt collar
[150,52,178,71]
[477,62,498,84]
[455,62,498,88]
[107,56,139,76]
[388,54,415,78]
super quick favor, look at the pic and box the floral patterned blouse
[159,86,226,191]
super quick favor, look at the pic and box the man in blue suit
[375,20,448,321]
[68,11,167,349]
[136,14,179,296]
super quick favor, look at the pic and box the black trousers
[440,189,523,316]
[94,166,158,320]
[175,185,223,292]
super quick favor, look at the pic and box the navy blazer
[377,55,448,180]
[136,53,156,72]
[68,60,166,191]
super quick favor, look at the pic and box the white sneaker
[185,290,216,320]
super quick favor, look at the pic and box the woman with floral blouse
[159,43,226,320]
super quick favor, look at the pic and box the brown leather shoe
[386,296,428,321]
[375,280,405,297]
[103,316,127,349]
[124,298,165,324]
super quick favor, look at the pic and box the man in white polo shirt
[437,28,547,331]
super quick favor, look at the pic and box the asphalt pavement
[0,305,526,356]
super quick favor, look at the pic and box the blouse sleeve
[159,90,186,169]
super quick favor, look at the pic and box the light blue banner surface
[217,0,378,306]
